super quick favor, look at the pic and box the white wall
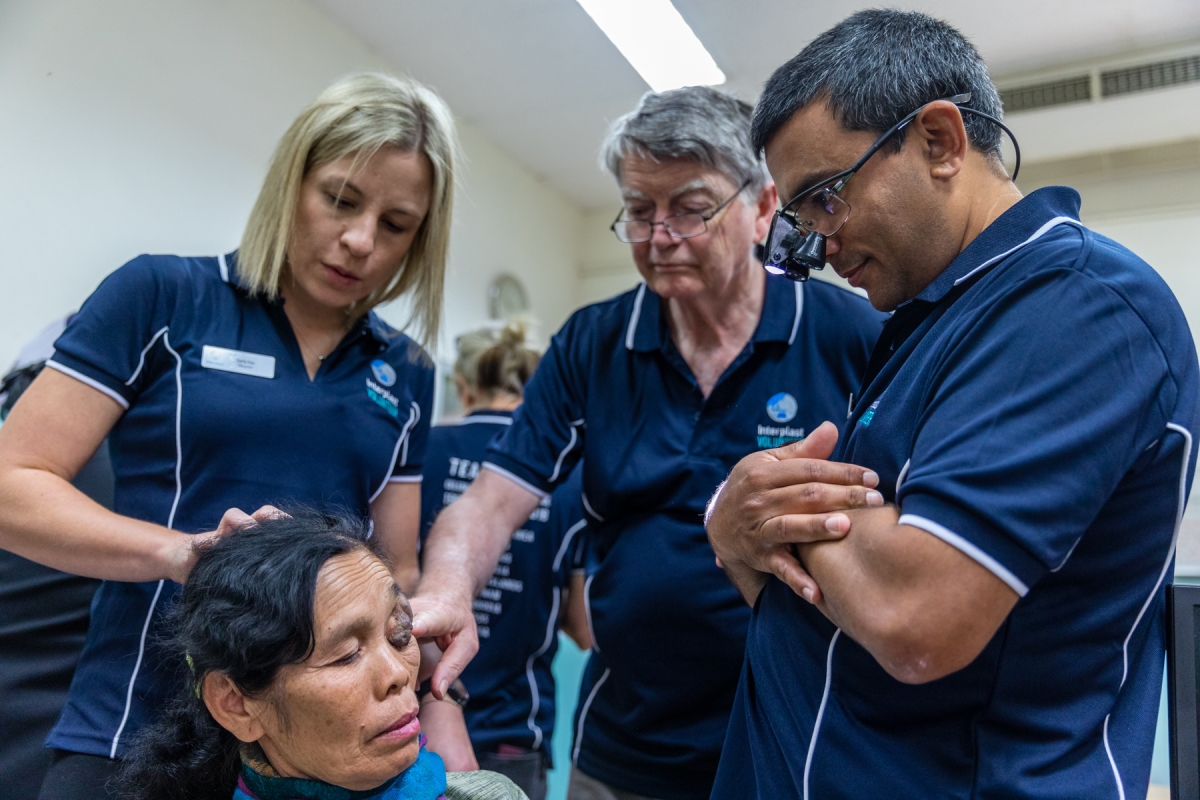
[0,0,583,378]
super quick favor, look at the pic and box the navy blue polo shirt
[714,187,1200,799]
[420,410,585,759]
[484,274,884,799]
[44,252,435,758]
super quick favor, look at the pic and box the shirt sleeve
[896,267,1174,596]
[484,314,590,497]
[391,349,436,481]
[47,255,187,409]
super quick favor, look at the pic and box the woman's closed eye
[331,645,361,666]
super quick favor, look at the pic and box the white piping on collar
[218,252,230,283]
[788,281,805,346]
[624,283,647,350]
[953,216,1081,287]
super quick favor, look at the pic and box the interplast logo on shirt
[758,423,805,449]
[366,376,400,418]
[859,399,880,427]
[766,392,798,423]
[759,392,803,448]
[370,359,397,386]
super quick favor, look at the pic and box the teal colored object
[235,744,445,799]
[547,634,589,800]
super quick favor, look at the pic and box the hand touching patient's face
[251,551,423,790]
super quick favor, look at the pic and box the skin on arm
[371,481,422,595]
[706,421,1019,684]
[0,370,287,583]
[418,695,478,772]
[560,574,592,651]
[412,468,542,696]
[0,369,205,583]
[795,506,1018,684]
[706,421,883,605]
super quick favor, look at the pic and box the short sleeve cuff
[480,454,551,499]
[45,356,133,409]
[389,466,423,482]
[898,492,1047,597]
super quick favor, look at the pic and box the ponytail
[474,319,540,399]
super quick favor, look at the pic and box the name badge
[201,345,275,379]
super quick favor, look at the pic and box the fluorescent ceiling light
[574,0,726,93]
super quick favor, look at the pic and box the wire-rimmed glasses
[610,179,752,243]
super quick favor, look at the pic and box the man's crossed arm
[705,421,1018,684]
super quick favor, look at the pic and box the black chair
[1166,583,1200,798]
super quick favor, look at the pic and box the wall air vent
[1101,55,1200,98]
[1000,75,1092,113]
[1000,51,1200,114]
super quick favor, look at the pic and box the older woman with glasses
[0,72,467,799]
[412,86,887,800]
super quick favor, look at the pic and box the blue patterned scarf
[232,737,447,800]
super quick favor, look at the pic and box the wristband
[418,678,469,709]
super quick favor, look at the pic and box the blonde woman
[0,73,459,799]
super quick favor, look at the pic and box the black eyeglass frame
[765,93,1021,280]
[610,179,753,243]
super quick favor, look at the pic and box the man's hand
[705,421,882,604]
[411,592,479,700]
[166,504,286,585]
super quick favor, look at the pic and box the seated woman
[115,511,526,800]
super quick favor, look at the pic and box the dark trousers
[0,552,100,800]
[477,749,548,800]
[38,751,120,800]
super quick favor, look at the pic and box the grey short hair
[752,10,1004,161]
[600,86,770,194]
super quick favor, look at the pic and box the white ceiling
[313,0,1200,210]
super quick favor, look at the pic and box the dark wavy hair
[114,510,398,800]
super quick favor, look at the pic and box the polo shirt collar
[914,186,1082,304]
[225,250,393,347]
[624,272,804,352]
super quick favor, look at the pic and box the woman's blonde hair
[454,319,540,399]
[238,73,459,346]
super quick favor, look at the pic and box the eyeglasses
[763,93,1021,280]
[610,179,752,243]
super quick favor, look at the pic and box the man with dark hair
[706,9,1199,798]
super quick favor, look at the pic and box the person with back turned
[704,10,1200,798]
